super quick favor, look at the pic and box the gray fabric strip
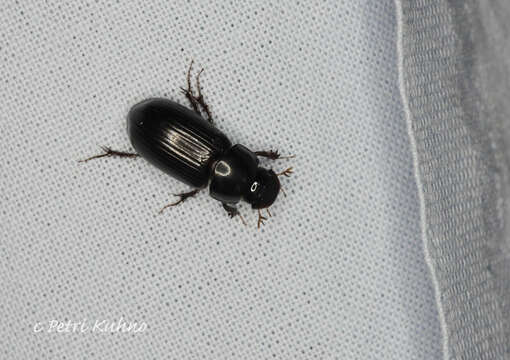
[396,0,510,359]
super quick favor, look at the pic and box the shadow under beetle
[81,61,294,228]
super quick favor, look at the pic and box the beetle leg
[276,167,294,177]
[159,188,201,214]
[195,68,213,124]
[79,146,139,163]
[254,149,295,160]
[181,60,213,124]
[222,203,247,226]
[181,60,201,114]
[257,209,268,228]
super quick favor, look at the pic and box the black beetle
[81,61,294,227]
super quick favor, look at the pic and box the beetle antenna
[276,167,294,177]
[266,208,272,217]
[280,187,287,197]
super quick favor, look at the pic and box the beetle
[80,61,294,227]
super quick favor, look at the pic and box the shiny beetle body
[81,61,293,227]
[128,98,280,209]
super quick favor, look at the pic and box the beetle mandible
[80,61,294,227]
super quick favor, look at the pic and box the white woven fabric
[1,1,443,359]
[397,1,510,359]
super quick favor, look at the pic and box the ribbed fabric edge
[394,1,448,359]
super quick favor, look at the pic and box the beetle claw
[257,209,268,228]
[276,167,294,177]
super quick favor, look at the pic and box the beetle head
[244,168,280,209]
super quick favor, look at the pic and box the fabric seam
[393,1,449,359]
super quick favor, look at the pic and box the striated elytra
[128,97,280,208]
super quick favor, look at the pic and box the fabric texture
[7,0,510,359]
[396,0,510,359]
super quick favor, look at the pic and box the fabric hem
[393,1,449,358]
